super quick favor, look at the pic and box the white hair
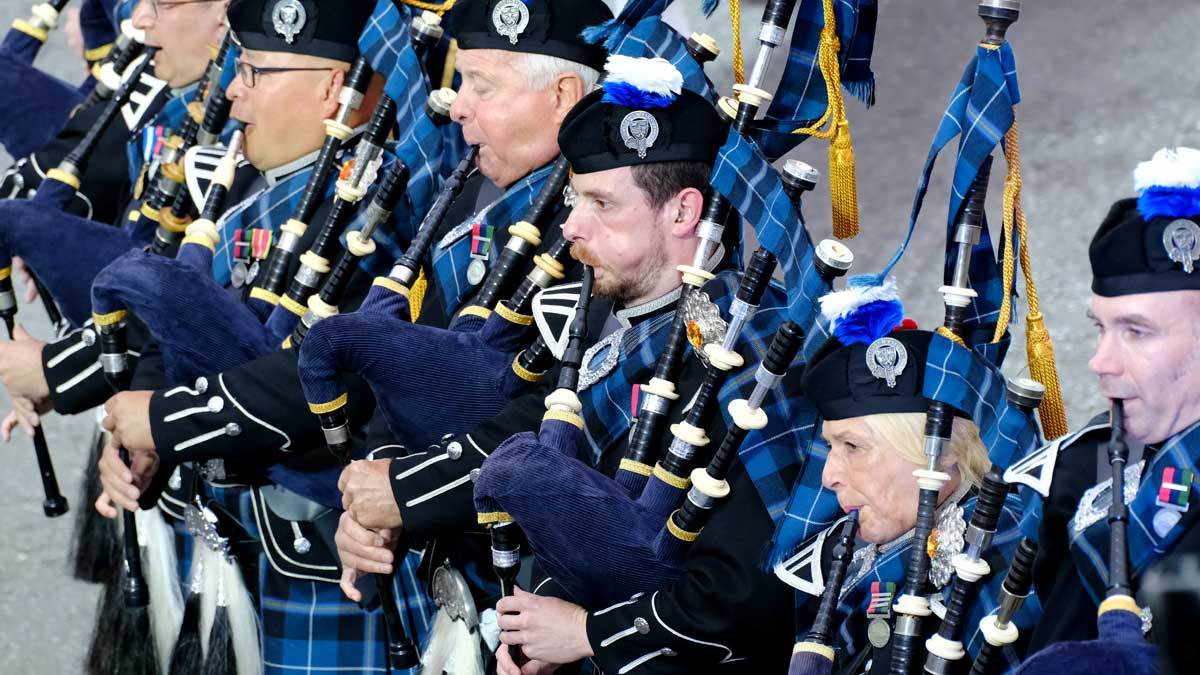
[514,52,600,93]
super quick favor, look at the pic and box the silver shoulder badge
[681,291,728,363]
[866,336,907,388]
[620,111,659,160]
[272,0,306,44]
[1163,218,1200,274]
[492,0,529,45]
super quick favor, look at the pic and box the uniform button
[81,329,96,346]
[224,422,241,436]
[446,441,463,460]
[195,376,208,394]
[661,648,676,657]
[634,618,650,634]
[207,396,224,413]
[468,468,481,483]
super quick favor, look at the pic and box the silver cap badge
[620,111,659,160]
[1162,218,1200,274]
[492,0,530,45]
[272,0,306,44]
[865,336,907,388]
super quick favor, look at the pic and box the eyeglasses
[146,0,222,19]
[234,58,334,88]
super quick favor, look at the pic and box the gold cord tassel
[829,120,859,239]
[990,111,1069,439]
[729,0,745,85]
[793,0,860,240]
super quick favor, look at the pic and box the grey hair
[513,51,601,93]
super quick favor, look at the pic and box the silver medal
[272,0,306,44]
[867,618,891,648]
[1153,507,1182,538]
[231,262,249,288]
[620,111,659,159]
[245,260,260,285]
[1162,219,1200,274]
[866,336,907,388]
[491,0,529,45]
[466,258,488,286]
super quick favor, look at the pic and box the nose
[131,0,154,30]
[821,447,845,491]
[449,88,471,125]
[225,75,247,104]
[561,209,584,242]
[1088,332,1123,378]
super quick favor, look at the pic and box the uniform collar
[262,124,367,186]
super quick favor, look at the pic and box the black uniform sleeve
[42,326,111,414]
[391,377,551,544]
[147,347,376,464]
[583,460,794,674]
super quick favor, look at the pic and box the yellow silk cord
[791,0,859,239]
[935,326,965,347]
[398,0,456,14]
[728,0,745,85]
[989,111,1068,440]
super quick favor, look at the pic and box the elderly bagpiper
[1007,147,1200,672]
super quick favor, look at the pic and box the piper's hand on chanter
[0,395,51,440]
[335,510,399,601]
[0,324,49,401]
[497,587,593,666]
[101,390,155,453]
[10,258,39,304]
[338,459,403,530]
[94,440,159,517]
[495,644,561,675]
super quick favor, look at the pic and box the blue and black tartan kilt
[203,482,434,674]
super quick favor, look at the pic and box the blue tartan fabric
[125,82,199,189]
[754,0,878,161]
[431,161,555,315]
[787,494,1042,666]
[875,42,1020,352]
[203,483,434,674]
[368,114,452,276]
[474,271,822,606]
[709,131,833,353]
[1068,419,1200,604]
[769,331,1042,567]
[577,273,819,524]
[923,334,1041,469]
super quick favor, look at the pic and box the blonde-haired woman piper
[774,286,1042,675]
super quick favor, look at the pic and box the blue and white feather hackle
[1134,146,1200,220]
[819,276,903,346]
[601,55,683,109]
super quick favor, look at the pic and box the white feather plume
[1133,146,1200,192]
[819,276,900,325]
[604,55,683,97]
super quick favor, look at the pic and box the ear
[320,68,346,119]
[669,186,705,239]
[550,72,585,125]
